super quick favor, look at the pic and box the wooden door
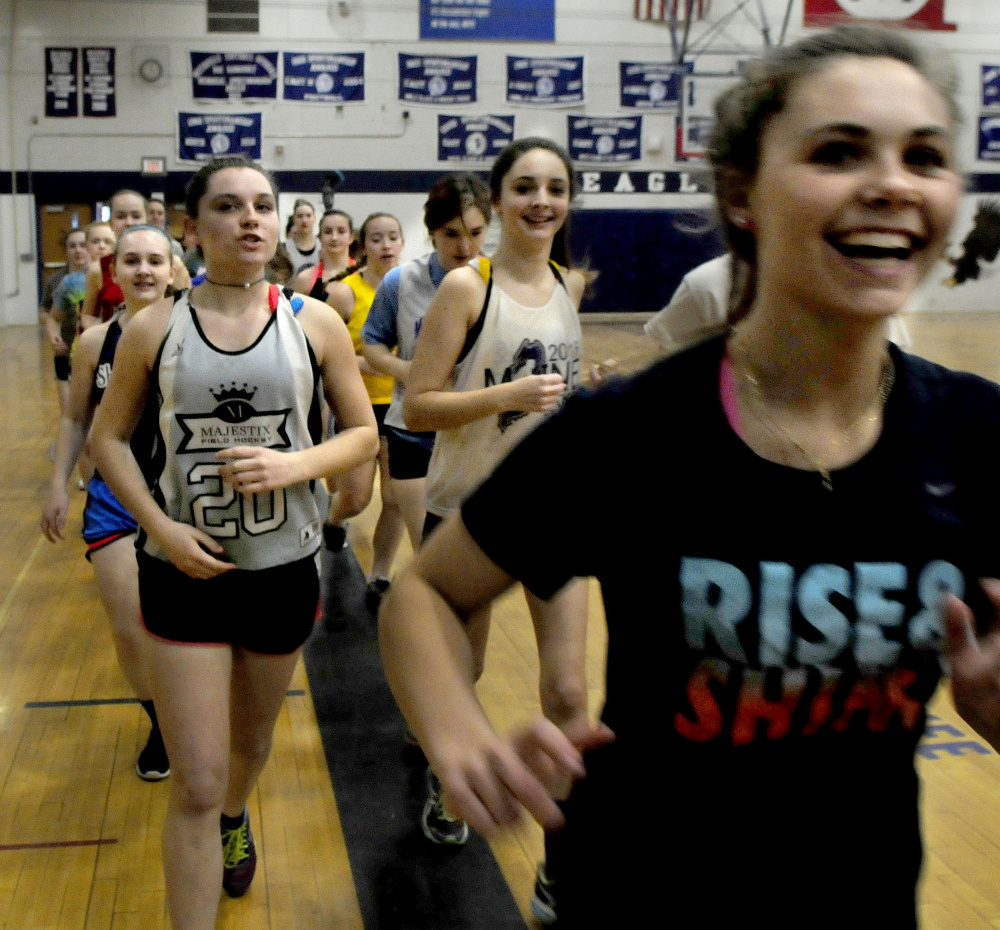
[38,202,93,290]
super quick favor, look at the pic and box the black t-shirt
[462,335,1000,928]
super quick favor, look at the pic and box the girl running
[42,224,178,781]
[91,156,378,930]
[360,174,491,553]
[381,26,1000,928]
[399,140,591,852]
[283,198,319,277]
[323,213,405,604]
[292,209,355,299]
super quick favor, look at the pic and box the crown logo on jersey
[210,382,257,403]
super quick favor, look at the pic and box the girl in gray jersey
[361,173,491,551]
[92,156,378,929]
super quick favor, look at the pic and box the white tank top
[425,258,582,516]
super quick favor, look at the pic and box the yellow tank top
[345,270,394,406]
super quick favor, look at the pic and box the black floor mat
[302,545,528,930]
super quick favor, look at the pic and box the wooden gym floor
[1,314,1000,928]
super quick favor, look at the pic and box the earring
[731,211,754,231]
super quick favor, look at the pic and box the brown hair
[490,137,578,269]
[708,24,960,322]
[424,173,492,233]
[184,155,278,219]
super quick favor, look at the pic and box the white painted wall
[3,0,1000,322]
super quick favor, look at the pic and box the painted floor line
[25,688,306,709]
[0,536,45,638]
[0,838,118,852]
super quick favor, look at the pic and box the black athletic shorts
[421,511,444,543]
[330,402,389,437]
[386,425,434,480]
[54,354,70,381]
[137,550,319,655]
[373,403,388,436]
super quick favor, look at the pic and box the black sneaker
[366,577,391,608]
[221,809,257,897]
[421,768,469,845]
[135,726,170,781]
[530,861,557,924]
[323,523,348,551]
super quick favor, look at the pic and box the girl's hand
[433,716,614,837]
[588,358,619,385]
[155,520,236,579]
[945,581,1000,753]
[41,489,71,542]
[49,333,68,352]
[216,445,299,494]
[505,374,566,414]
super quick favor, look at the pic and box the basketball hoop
[634,0,710,22]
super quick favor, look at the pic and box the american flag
[634,0,710,21]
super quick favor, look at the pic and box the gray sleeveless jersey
[385,253,440,431]
[139,290,325,570]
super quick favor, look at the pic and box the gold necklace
[738,354,895,492]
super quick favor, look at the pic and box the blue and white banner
[438,114,514,163]
[507,57,583,106]
[983,66,1000,108]
[191,52,278,101]
[45,47,78,117]
[568,116,642,164]
[178,112,262,162]
[283,52,365,103]
[620,61,691,112]
[979,116,1000,161]
[420,0,554,41]
[400,54,477,105]
[83,47,116,117]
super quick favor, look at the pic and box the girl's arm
[363,341,410,383]
[403,267,566,432]
[43,311,67,352]
[565,268,586,311]
[380,514,610,837]
[171,256,191,291]
[78,261,102,331]
[324,280,355,323]
[215,296,379,498]
[946,585,1000,755]
[291,266,313,295]
[40,328,103,541]
[91,304,236,578]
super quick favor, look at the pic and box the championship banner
[802,0,955,31]
[438,114,514,163]
[283,52,365,103]
[620,61,692,111]
[979,116,1000,162]
[420,0,555,41]
[507,57,584,106]
[568,116,642,164]
[983,66,1000,109]
[83,47,115,117]
[399,54,477,105]
[191,52,279,101]
[45,47,78,117]
[179,112,262,162]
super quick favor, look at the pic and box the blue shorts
[83,476,138,559]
